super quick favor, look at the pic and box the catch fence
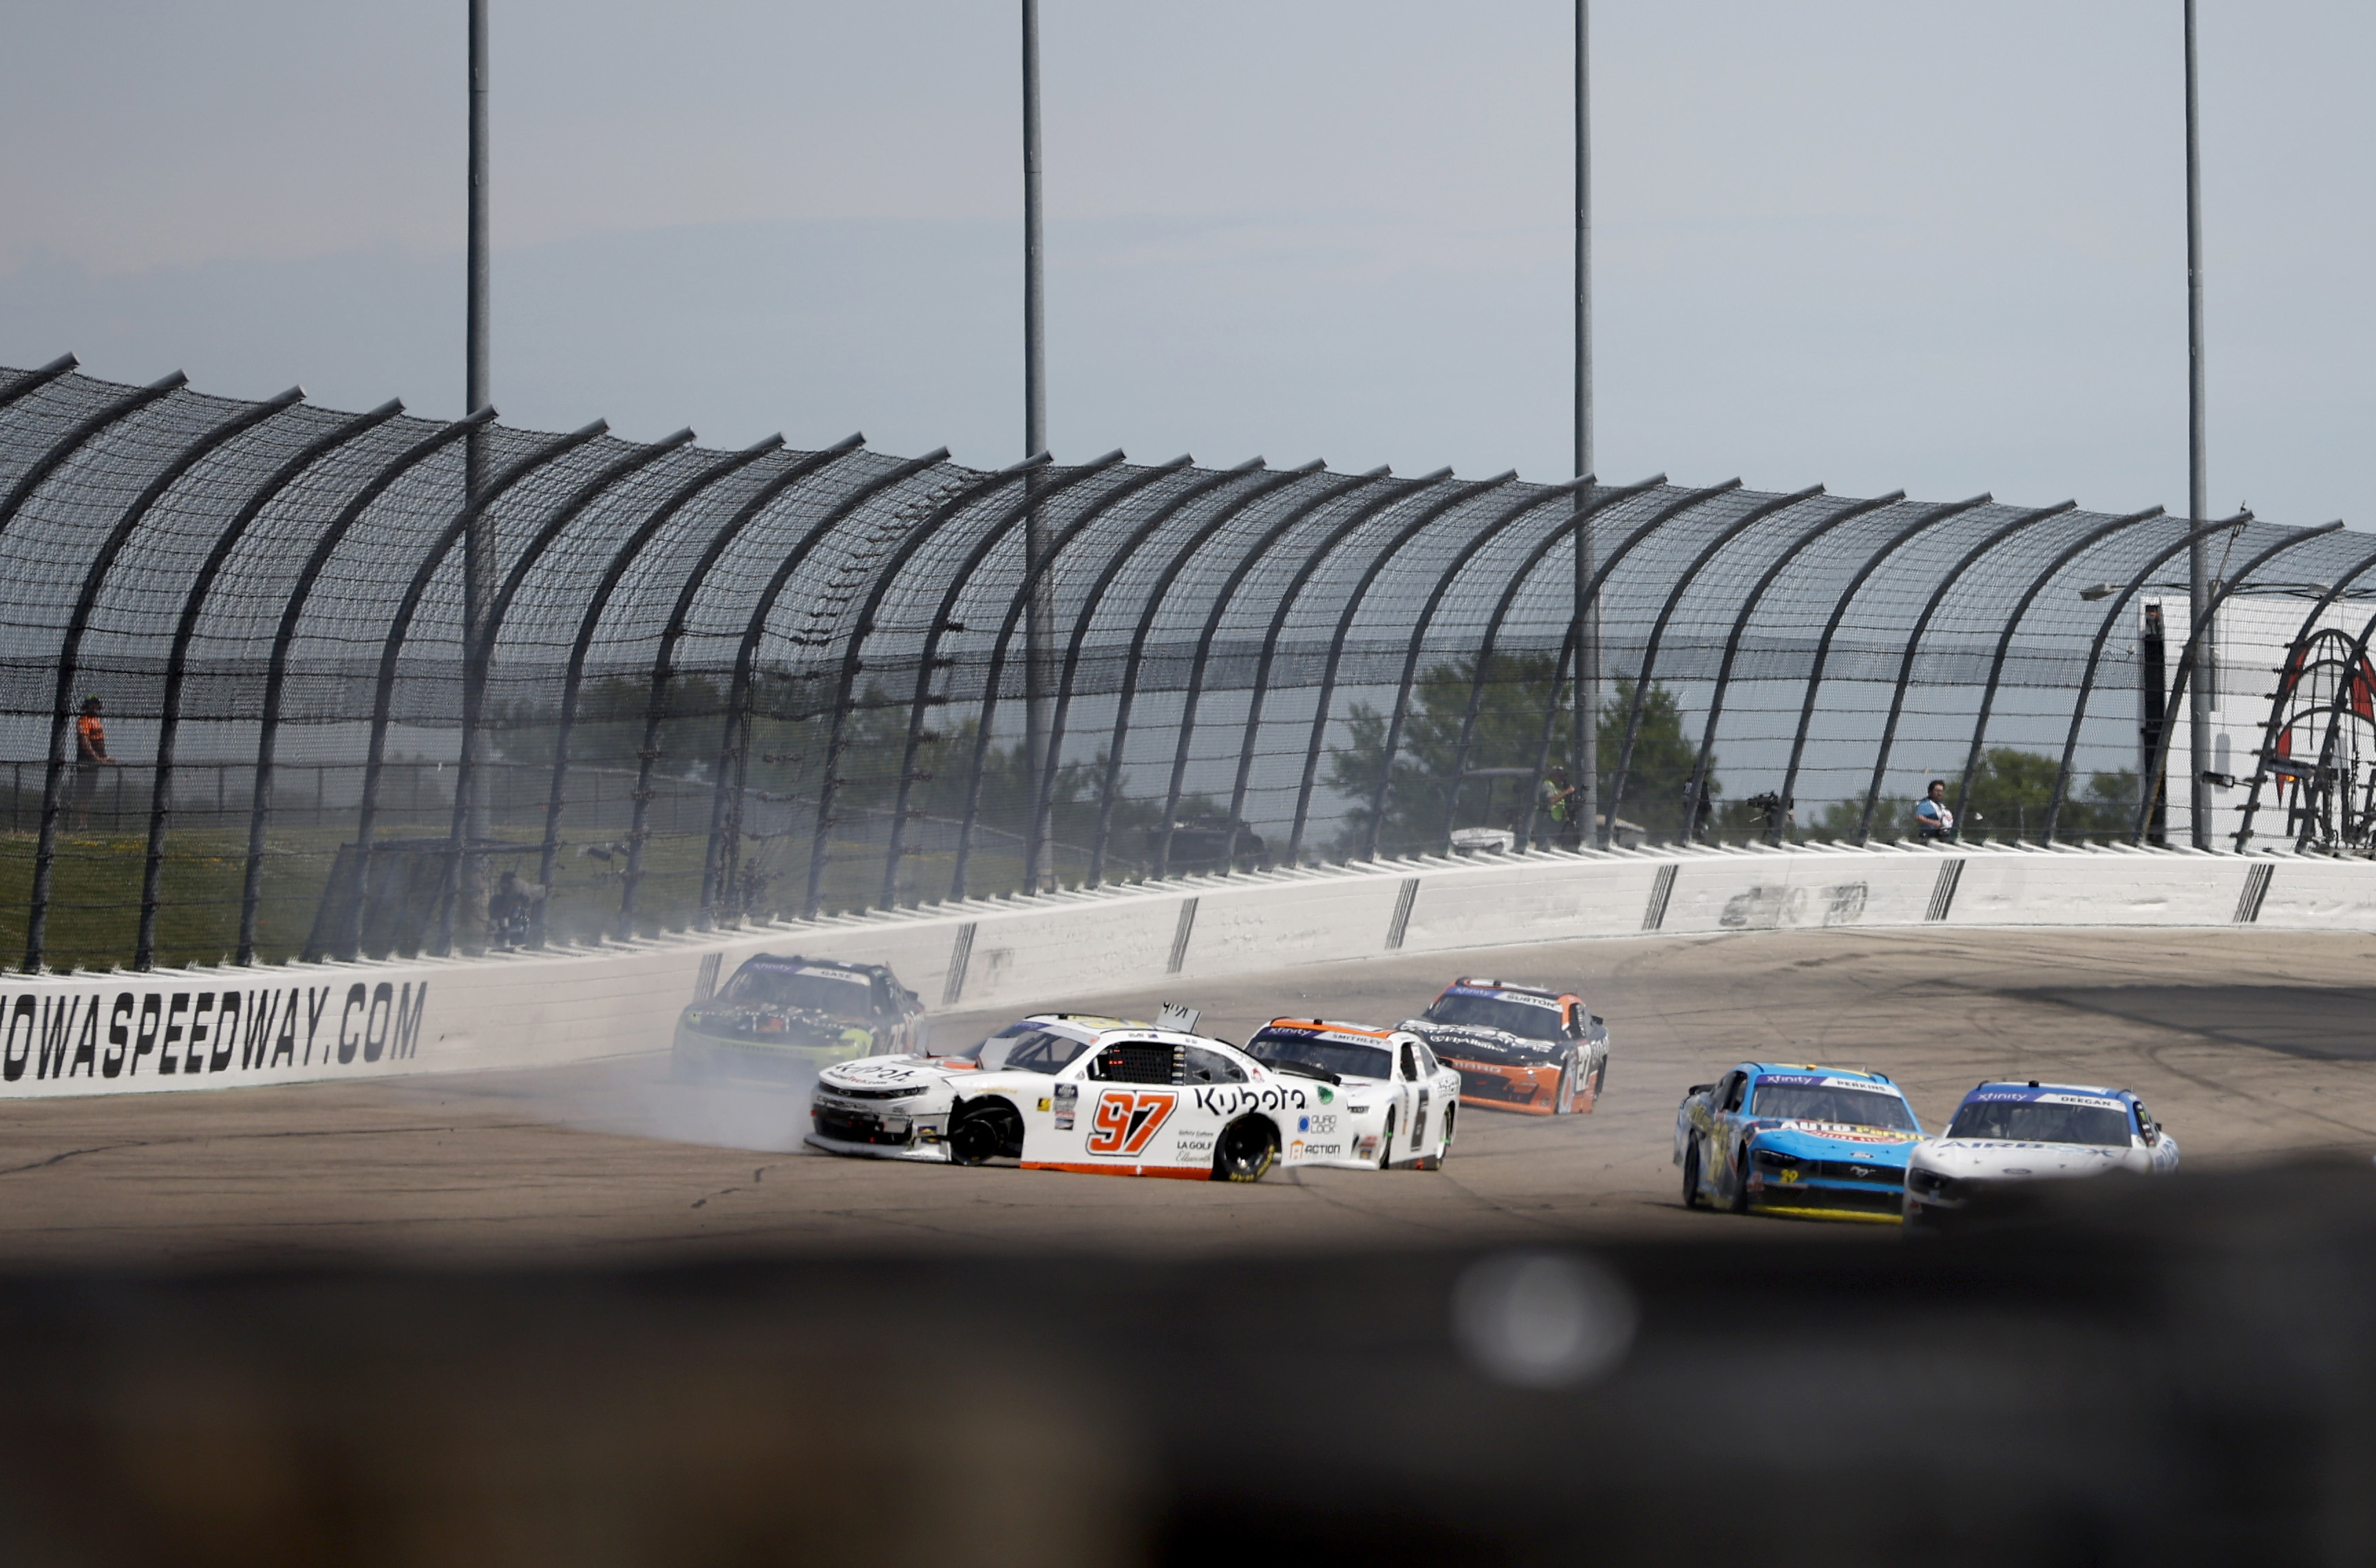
[0,354,2365,971]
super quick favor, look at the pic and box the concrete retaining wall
[1,842,2362,1099]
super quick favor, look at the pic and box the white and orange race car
[806,1012,1456,1178]
[1399,978,1610,1116]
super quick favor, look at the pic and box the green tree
[1321,653,1713,855]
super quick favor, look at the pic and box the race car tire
[1378,1108,1398,1169]
[1555,1063,1576,1115]
[1728,1145,1751,1214]
[1215,1117,1277,1183]
[1439,1103,1456,1162]
[1682,1139,1706,1208]
[950,1100,1023,1165]
[1589,1055,1607,1101]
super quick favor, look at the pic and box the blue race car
[1675,1062,1927,1224]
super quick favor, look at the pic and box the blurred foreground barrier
[3,842,2370,1099]
[0,1160,2368,1566]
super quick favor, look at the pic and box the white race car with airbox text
[1903,1080,2177,1222]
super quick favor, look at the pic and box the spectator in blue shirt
[1914,778,1955,842]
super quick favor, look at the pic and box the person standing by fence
[1915,778,1955,842]
[73,696,119,830]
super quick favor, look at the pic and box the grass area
[0,824,1082,973]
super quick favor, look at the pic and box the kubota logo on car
[1086,1089,1176,1156]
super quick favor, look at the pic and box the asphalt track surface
[3,926,2373,1265]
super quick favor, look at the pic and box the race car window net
[1245,1030,1392,1083]
[1749,1083,1918,1132]
[1419,993,1567,1043]
[997,1031,1092,1075]
[1088,1040,1180,1085]
[1947,1101,2131,1147]
[717,967,873,1018]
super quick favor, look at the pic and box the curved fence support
[1772,494,1993,837]
[349,421,608,959]
[1283,473,1511,864]
[2129,521,2348,845]
[1364,478,1624,859]
[2041,518,2242,844]
[1444,479,1730,850]
[1023,458,1260,892]
[0,353,83,412]
[949,456,1187,900]
[2288,602,2376,852]
[138,399,406,968]
[2229,546,2376,851]
[1604,485,1825,836]
[803,458,1040,920]
[236,410,496,963]
[1220,469,1455,860]
[1854,501,2077,843]
[1088,462,1328,884]
[1949,507,2165,840]
[445,425,701,946]
[1679,491,1906,831]
[1152,467,1383,879]
[25,386,304,972]
[879,452,1127,906]
[0,372,187,555]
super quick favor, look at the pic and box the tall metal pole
[463,0,494,935]
[1571,0,1598,847]
[2184,0,2213,849]
[1021,0,1055,887]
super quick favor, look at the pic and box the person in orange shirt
[73,696,118,829]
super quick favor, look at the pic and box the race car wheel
[1215,1117,1276,1183]
[1682,1139,1706,1208]
[1377,1108,1398,1169]
[950,1100,1023,1165]
[1590,1055,1608,1099]
[1728,1145,1751,1214]
[1554,1063,1576,1114]
[1439,1103,1456,1161]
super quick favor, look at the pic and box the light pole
[1571,1,1598,847]
[463,0,494,936]
[2183,0,2213,849]
[1021,0,1054,889]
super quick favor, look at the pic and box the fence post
[1366,482,1602,860]
[1854,502,2080,843]
[1019,460,1257,894]
[1442,480,1730,849]
[1950,507,2165,840]
[348,420,606,959]
[1601,485,1827,840]
[1086,463,1319,885]
[1282,474,1506,865]
[130,398,397,964]
[878,452,1127,907]
[5,370,191,971]
[803,460,1026,920]
[2041,518,2240,844]
[1772,494,1993,843]
[1679,491,1908,843]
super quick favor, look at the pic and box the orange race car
[1397,978,1610,1116]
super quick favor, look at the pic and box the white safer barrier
[0,840,2364,1099]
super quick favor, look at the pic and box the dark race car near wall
[672,955,922,1081]
[1398,979,1609,1116]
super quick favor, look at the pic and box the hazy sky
[3,1,2367,525]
